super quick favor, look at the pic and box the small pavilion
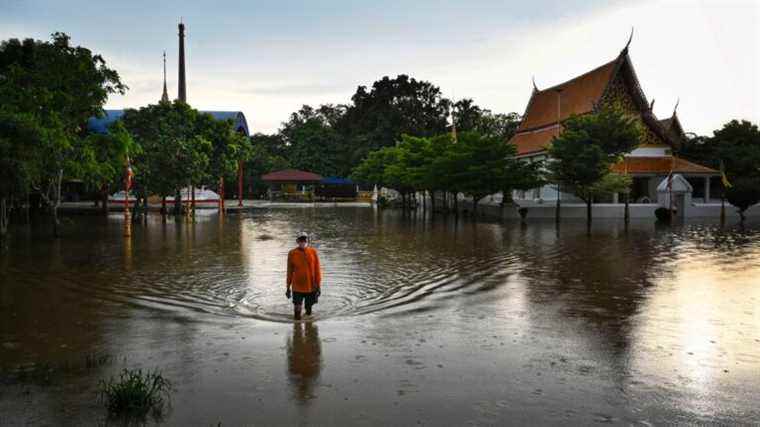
[261,169,323,201]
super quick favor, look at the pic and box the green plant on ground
[99,368,172,421]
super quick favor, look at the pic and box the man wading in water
[286,232,322,320]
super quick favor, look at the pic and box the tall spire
[160,51,169,103]
[177,20,187,103]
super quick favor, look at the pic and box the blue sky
[2,0,758,134]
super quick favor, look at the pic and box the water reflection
[286,321,322,403]
[2,210,760,424]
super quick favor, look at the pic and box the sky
[1,0,758,135]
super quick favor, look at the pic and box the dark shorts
[292,291,318,306]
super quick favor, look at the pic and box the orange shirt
[287,247,322,293]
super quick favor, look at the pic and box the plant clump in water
[99,368,172,421]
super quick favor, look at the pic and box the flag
[720,160,732,189]
[125,154,134,191]
[450,107,458,144]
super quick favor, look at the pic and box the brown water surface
[1,208,759,425]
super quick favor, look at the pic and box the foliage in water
[99,368,172,420]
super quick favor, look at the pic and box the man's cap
[296,232,309,241]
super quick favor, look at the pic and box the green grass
[99,368,172,420]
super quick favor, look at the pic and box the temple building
[509,37,720,206]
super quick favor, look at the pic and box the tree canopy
[351,130,543,212]
[120,101,250,212]
[0,32,126,236]
[548,106,640,223]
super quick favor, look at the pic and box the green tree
[725,177,760,223]
[548,106,641,224]
[350,146,400,191]
[0,32,126,236]
[339,75,449,166]
[281,105,344,177]
[81,121,140,214]
[245,133,290,197]
[121,102,213,215]
[0,110,42,237]
[452,99,521,140]
[681,120,760,221]
[448,131,529,215]
[197,113,251,204]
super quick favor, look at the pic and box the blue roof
[320,176,354,185]
[87,110,125,134]
[87,109,250,136]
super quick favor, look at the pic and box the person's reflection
[287,321,322,403]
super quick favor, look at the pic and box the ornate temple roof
[516,59,618,133]
[87,109,250,136]
[509,42,682,157]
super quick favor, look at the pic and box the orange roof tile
[509,126,559,156]
[517,59,618,132]
[611,157,717,174]
[261,169,323,182]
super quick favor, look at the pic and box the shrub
[654,207,672,223]
[99,368,172,420]
[518,207,528,220]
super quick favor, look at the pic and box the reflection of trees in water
[511,221,670,381]
[287,322,322,404]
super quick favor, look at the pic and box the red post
[124,155,132,237]
[238,160,244,207]
[219,176,225,213]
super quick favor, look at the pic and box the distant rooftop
[261,169,323,182]
[87,109,250,136]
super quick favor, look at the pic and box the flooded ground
[1,208,759,425]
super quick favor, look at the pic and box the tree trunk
[739,210,746,224]
[586,199,592,227]
[161,196,167,216]
[25,191,30,225]
[0,197,8,239]
[101,184,109,215]
[142,188,149,224]
[52,169,63,238]
[453,192,459,215]
[430,190,436,214]
[174,189,182,215]
[191,183,196,216]
[473,197,478,216]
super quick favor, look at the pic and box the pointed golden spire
[621,27,634,55]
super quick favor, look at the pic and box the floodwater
[1,208,759,426]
